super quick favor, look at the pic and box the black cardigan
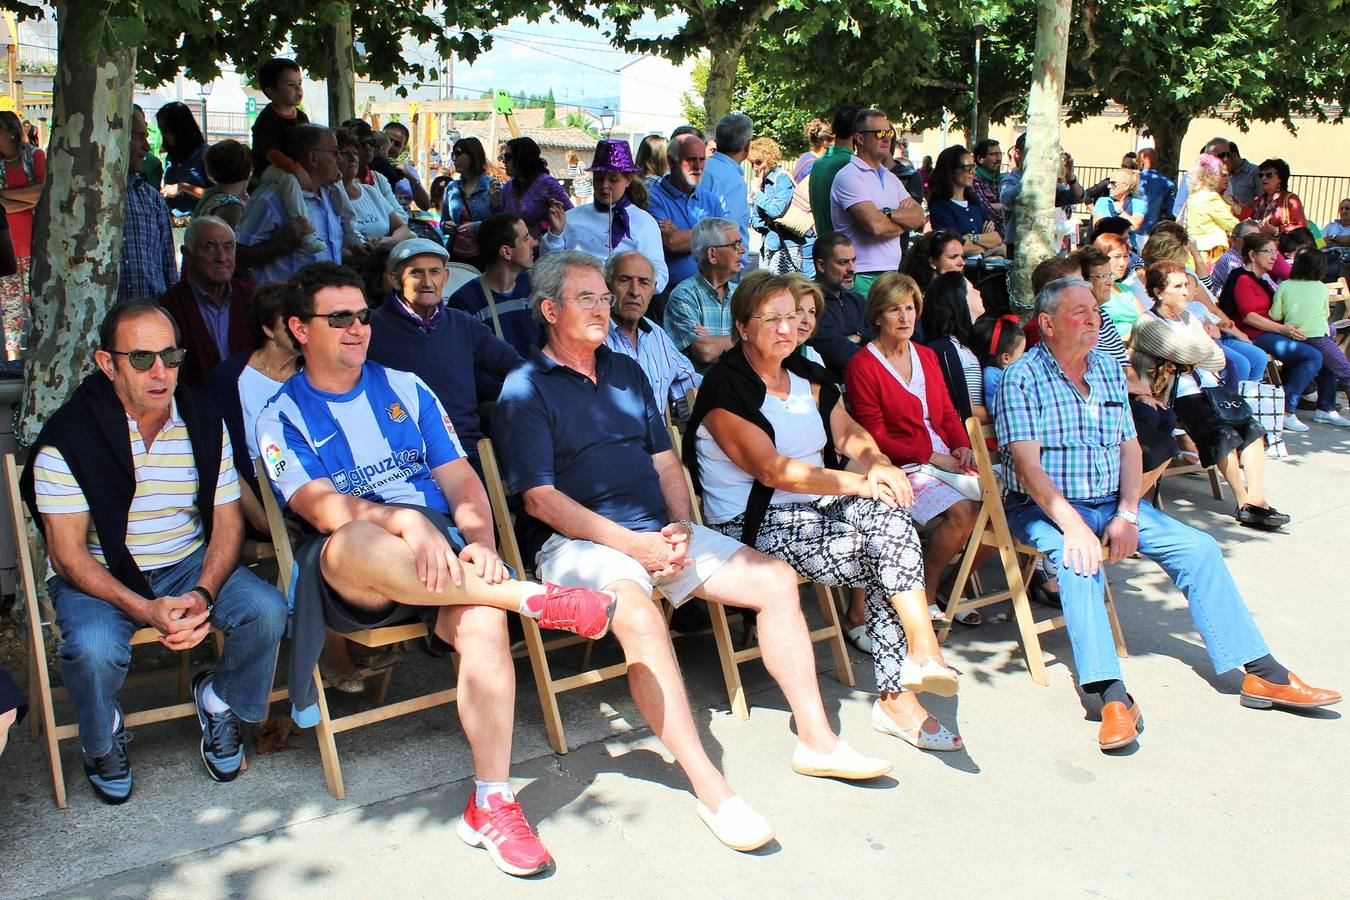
[683,343,841,546]
[921,335,977,423]
[20,373,224,599]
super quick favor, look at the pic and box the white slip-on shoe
[791,739,893,780]
[843,623,872,655]
[872,700,963,752]
[695,796,775,852]
[1283,413,1310,432]
[1313,409,1350,427]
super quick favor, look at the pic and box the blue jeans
[1217,335,1268,385]
[1251,332,1333,412]
[1005,496,1268,686]
[51,545,287,756]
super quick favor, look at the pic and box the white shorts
[534,524,744,607]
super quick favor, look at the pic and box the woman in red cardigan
[846,273,991,624]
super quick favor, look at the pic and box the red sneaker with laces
[524,583,617,639]
[456,793,551,876]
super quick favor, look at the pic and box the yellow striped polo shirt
[32,401,241,571]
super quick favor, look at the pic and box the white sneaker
[1283,414,1310,433]
[791,739,893,780]
[1312,409,1350,428]
[695,796,774,852]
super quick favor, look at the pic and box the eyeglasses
[554,292,617,310]
[498,153,513,162]
[751,313,800,329]
[961,163,977,172]
[110,348,187,370]
[712,239,745,251]
[858,128,897,141]
[306,308,373,328]
[1258,171,1278,179]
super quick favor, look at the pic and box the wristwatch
[1114,509,1139,525]
[882,207,893,223]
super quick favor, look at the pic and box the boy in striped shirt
[21,300,288,804]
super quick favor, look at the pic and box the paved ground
[2,425,1347,899]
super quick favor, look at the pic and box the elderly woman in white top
[337,128,413,250]
[684,271,964,753]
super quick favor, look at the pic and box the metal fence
[1072,165,1350,230]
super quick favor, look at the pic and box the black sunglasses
[306,308,373,328]
[110,348,187,370]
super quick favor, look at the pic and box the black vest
[20,373,225,599]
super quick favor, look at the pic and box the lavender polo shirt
[829,154,904,273]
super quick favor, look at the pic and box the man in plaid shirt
[995,278,1338,752]
[118,105,178,304]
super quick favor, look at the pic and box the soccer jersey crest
[386,401,408,423]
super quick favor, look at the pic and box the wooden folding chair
[662,427,854,719]
[941,421,1127,685]
[254,459,447,801]
[6,453,239,808]
[1148,457,1224,509]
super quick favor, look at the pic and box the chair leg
[1004,546,1049,686]
[27,634,40,742]
[521,617,568,755]
[708,601,748,719]
[27,617,66,807]
[1207,466,1225,501]
[1104,581,1128,658]
[176,650,192,702]
[814,583,854,687]
[374,666,394,705]
[311,666,345,800]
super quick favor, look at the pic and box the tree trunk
[703,44,739,126]
[1009,0,1073,313]
[325,7,356,126]
[19,1,137,444]
[1144,112,1190,185]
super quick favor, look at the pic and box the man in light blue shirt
[604,251,700,420]
[647,134,728,289]
[235,124,344,285]
[700,113,753,268]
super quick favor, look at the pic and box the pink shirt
[829,154,904,273]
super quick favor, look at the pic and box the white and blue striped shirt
[256,362,465,514]
[605,317,701,420]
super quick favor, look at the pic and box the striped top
[32,402,240,571]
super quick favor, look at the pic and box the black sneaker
[191,670,244,782]
[1255,506,1291,528]
[83,711,133,804]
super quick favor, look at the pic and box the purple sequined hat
[585,139,640,174]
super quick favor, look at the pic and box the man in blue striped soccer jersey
[255,262,616,877]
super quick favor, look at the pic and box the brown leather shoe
[1098,700,1143,751]
[1240,673,1341,710]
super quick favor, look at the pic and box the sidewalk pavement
[2,427,1347,899]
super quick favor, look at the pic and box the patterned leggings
[713,494,925,693]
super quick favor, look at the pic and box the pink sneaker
[525,583,617,639]
[456,793,551,876]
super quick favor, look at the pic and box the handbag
[450,203,479,258]
[915,463,983,502]
[1200,385,1254,426]
[764,173,816,245]
[1239,380,1288,458]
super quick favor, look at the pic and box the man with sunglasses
[495,250,892,854]
[21,300,288,803]
[256,262,617,877]
[829,108,924,297]
[663,217,743,373]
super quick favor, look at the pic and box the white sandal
[843,623,873,655]
[897,656,960,697]
[872,700,963,752]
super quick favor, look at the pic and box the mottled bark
[1009,0,1072,313]
[326,8,356,126]
[1144,113,1190,184]
[703,44,739,126]
[19,0,136,444]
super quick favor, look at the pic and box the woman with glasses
[928,146,1007,258]
[336,129,414,252]
[1218,231,1328,432]
[1092,168,1147,250]
[686,271,964,753]
[500,137,572,239]
[749,136,805,274]
[440,137,501,267]
[1241,158,1308,236]
[1092,233,1149,339]
[1185,153,1242,264]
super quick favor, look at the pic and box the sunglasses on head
[111,348,187,370]
[306,308,373,328]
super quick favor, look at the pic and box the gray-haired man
[662,217,742,372]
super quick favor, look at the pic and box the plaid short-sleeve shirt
[995,344,1136,500]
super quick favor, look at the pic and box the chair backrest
[476,438,531,576]
[964,417,1018,542]
[442,261,481,297]
[664,423,706,526]
[3,453,46,632]
[254,458,295,588]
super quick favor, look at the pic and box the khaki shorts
[535,524,744,607]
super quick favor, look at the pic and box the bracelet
[675,519,697,535]
[190,584,215,610]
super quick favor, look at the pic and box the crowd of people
[2,59,1347,876]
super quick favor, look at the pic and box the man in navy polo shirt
[494,249,893,855]
[647,133,728,298]
[368,237,521,478]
